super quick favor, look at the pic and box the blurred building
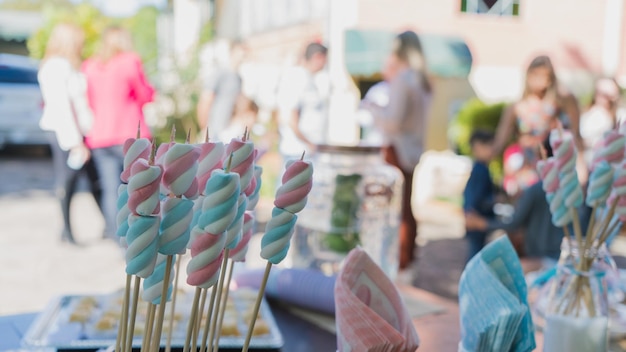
[206,0,626,149]
[356,0,626,102]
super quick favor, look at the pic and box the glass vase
[291,144,403,279]
[542,238,614,352]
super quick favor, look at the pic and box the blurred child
[463,130,496,262]
[219,94,259,142]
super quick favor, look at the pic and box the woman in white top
[38,23,99,245]
[580,78,623,166]
[364,30,432,269]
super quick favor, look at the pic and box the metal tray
[22,289,283,350]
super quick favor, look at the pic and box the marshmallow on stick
[246,165,263,211]
[182,168,239,352]
[242,156,313,352]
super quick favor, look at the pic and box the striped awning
[345,29,473,78]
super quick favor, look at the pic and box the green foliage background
[449,98,507,183]
[25,2,159,79]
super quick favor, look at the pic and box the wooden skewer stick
[199,285,219,352]
[141,304,157,352]
[165,254,183,352]
[599,217,621,246]
[183,287,202,352]
[206,249,230,352]
[125,276,142,352]
[241,261,272,352]
[150,255,174,351]
[186,128,192,144]
[213,260,235,352]
[571,209,585,253]
[115,274,132,352]
[170,125,176,143]
[205,127,210,143]
[137,121,141,139]
[583,205,599,251]
[595,198,619,245]
[192,288,209,352]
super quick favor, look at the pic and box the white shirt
[38,57,92,151]
[276,66,329,156]
[580,106,615,166]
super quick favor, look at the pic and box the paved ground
[0,147,467,317]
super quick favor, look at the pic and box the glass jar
[291,144,404,279]
[542,238,614,352]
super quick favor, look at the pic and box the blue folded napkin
[459,236,536,352]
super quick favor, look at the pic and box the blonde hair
[522,55,558,99]
[43,23,84,69]
[97,26,133,62]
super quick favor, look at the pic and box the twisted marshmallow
[261,207,298,264]
[537,158,559,194]
[162,143,200,199]
[126,214,160,278]
[560,171,584,208]
[586,161,614,207]
[225,194,247,250]
[159,197,193,255]
[274,159,314,214]
[156,142,172,196]
[547,191,572,227]
[613,161,626,197]
[186,226,225,288]
[196,141,225,194]
[121,138,151,183]
[549,131,576,174]
[142,254,175,304]
[127,159,163,216]
[592,131,626,167]
[230,212,254,262]
[116,184,130,238]
[225,138,255,192]
[246,166,263,211]
[198,170,240,235]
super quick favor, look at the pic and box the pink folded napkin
[335,248,420,352]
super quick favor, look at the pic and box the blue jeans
[466,231,488,263]
[49,135,101,241]
[91,146,124,239]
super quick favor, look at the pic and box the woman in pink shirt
[82,26,154,241]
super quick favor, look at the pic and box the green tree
[26,2,159,76]
[123,6,159,77]
[0,0,72,11]
[27,2,109,60]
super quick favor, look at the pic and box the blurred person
[38,23,100,245]
[465,181,564,260]
[82,26,155,241]
[493,55,586,196]
[362,30,432,269]
[579,78,623,238]
[276,42,329,158]
[219,94,259,143]
[463,130,496,262]
[197,40,246,140]
[581,77,623,165]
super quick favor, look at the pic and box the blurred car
[0,53,50,147]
